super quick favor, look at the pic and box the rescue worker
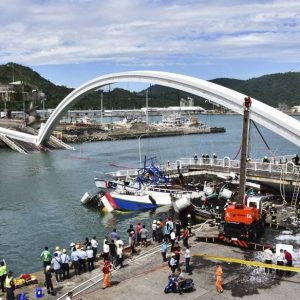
[0,260,7,293]
[264,247,273,273]
[215,263,224,293]
[70,248,80,275]
[102,260,112,289]
[41,246,52,268]
[78,247,87,272]
[61,249,70,279]
[51,252,62,282]
[5,271,15,300]
[54,246,62,258]
[194,154,198,164]
[44,265,54,295]
[270,204,277,225]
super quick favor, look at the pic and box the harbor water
[0,114,299,275]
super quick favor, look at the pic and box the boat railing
[107,169,139,177]
[148,186,191,195]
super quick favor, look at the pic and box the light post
[138,134,148,168]
[100,92,103,123]
[42,97,46,120]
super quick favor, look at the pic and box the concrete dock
[7,234,300,300]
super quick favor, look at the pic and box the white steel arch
[37,71,300,146]
[0,71,300,147]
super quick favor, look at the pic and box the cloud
[0,0,300,66]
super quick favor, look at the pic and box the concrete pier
[7,234,300,300]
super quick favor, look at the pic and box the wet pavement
[4,227,300,300]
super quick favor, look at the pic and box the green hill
[0,63,299,111]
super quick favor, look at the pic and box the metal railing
[0,133,27,154]
[108,155,299,178]
[49,135,75,150]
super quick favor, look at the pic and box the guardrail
[107,155,300,178]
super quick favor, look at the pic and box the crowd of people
[264,247,293,276]
[3,213,296,298]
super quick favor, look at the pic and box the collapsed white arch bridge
[0,71,300,148]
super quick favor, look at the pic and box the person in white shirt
[115,238,124,268]
[276,249,285,276]
[103,240,110,261]
[264,247,273,274]
[77,248,87,273]
[86,246,94,271]
[152,220,157,242]
[90,236,98,261]
[170,230,176,251]
[184,246,192,275]
[51,253,62,282]
[60,249,71,279]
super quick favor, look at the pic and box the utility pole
[238,96,252,204]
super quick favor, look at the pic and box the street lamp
[138,134,148,168]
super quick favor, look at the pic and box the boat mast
[238,96,252,204]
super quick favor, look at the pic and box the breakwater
[56,123,226,143]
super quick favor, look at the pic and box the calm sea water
[0,114,299,274]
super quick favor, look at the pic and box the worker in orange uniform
[102,260,112,289]
[215,263,224,293]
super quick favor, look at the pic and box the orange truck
[221,196,266,241]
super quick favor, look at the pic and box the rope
[232,144,241,160]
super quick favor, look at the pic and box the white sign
[275,243,293,256]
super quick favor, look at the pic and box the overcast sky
[1,0,300,88]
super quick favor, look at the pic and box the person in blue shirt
[161,240,168,262]
[51,253,62,282]
[70,248,80,275]
[60,249,70,279]
[110,228,120,241]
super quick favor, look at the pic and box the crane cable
[251,121,276,158]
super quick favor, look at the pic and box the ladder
[0,133,27,154]
[291,166,300,207]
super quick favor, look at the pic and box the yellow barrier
[193,253,300,272]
